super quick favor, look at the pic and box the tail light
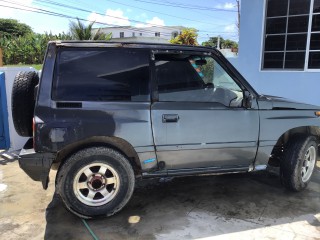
[32,116,44,150]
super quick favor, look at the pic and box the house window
[155,32,160,37]
[132,32,135,37]
[262,0,320,70]
[140,33,143,36]
[120,32,124,38]
[172,31,178,38]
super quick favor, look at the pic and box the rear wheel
[280,135,317,191]
[56,147,135,218]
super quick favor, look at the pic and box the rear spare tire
[12,71,39,137]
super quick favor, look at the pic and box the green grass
[3,64,43,70]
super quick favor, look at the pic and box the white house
[233,0,320,106]
[96,26,184,43]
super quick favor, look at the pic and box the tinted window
[286,34,307,50]
[314,0,320,13]
[265,35,286,51]
[312,14,320,31]
[263,0,311,70]
[289,0,310,15]
[310,33,320,50]
[263,52,284,69]
[53,49,150,101]
[287,16,309,33]
[267,0,288,17]
[285,52,306,69]
[155,54,243,107]
[308,52,320,68]
[266,18,287,34]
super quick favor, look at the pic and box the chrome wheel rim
[301,146,316,183]
[73,163,120,206]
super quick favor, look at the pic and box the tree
[69,19,111,40]
[170,28,198,45]
[202,37,220,48]
[0,32,73,65]
[0,18,33,38]
[202,36,238,49]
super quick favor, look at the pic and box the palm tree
[69,19,112,40]
[170,28,198,46]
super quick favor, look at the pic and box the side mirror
[203,82,214,89]
[195,59,207,66]
[243,91,253,109]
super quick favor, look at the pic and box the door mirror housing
[243,91,253,109]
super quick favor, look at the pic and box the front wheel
[280,135,317,191]
[56,147,135,218]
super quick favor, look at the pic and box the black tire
[280,135,317,191]
[56,147,135,218]
[11,71,39,137]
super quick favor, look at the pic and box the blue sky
[0,0,239,42]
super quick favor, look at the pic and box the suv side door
[151,51,259,170]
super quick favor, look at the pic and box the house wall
[235,0,320,106]
[98,26,182,42]
[0,72,10,149]
[0,67,36,150]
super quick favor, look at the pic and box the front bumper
[18,138,56,189]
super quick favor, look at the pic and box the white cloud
[140,13,148,19]
[224,24,237,32]
[135,17,165,28]
[216,2,236,10]
[0,0,33,18]
[88,9,130,26]
[147,17,165,26]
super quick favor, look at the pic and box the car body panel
[151,101,259,169]
[254,96,320,165]
[17,41,320,187]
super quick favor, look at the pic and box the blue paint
[0,72,10,149]
[143,158,156,164]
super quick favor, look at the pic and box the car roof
[51,40,221,55]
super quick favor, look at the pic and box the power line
[150,0,238,22]
[107,0,232,27]
[131,0,237,12]
[0,1,234,38]
[0,0,238,39]
[0,0,177,36]
[30,0,234,35]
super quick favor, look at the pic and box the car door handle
[162,114,179,123]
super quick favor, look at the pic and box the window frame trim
[261,0,320,72]
[151,50,248,106]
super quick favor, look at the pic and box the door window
[155,54,243,107]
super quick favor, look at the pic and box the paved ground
[0,158,319,240]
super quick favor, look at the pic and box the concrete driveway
[0,157,319,240]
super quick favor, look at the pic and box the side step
[142,166,249,178]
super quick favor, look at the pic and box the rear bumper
[18,138,56,189]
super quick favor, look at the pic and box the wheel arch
[268,126,320,166]
[54,136,142,176]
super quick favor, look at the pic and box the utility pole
[0,48,3,67]
[236,0,240,36]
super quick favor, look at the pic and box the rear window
[53,48,150,102]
